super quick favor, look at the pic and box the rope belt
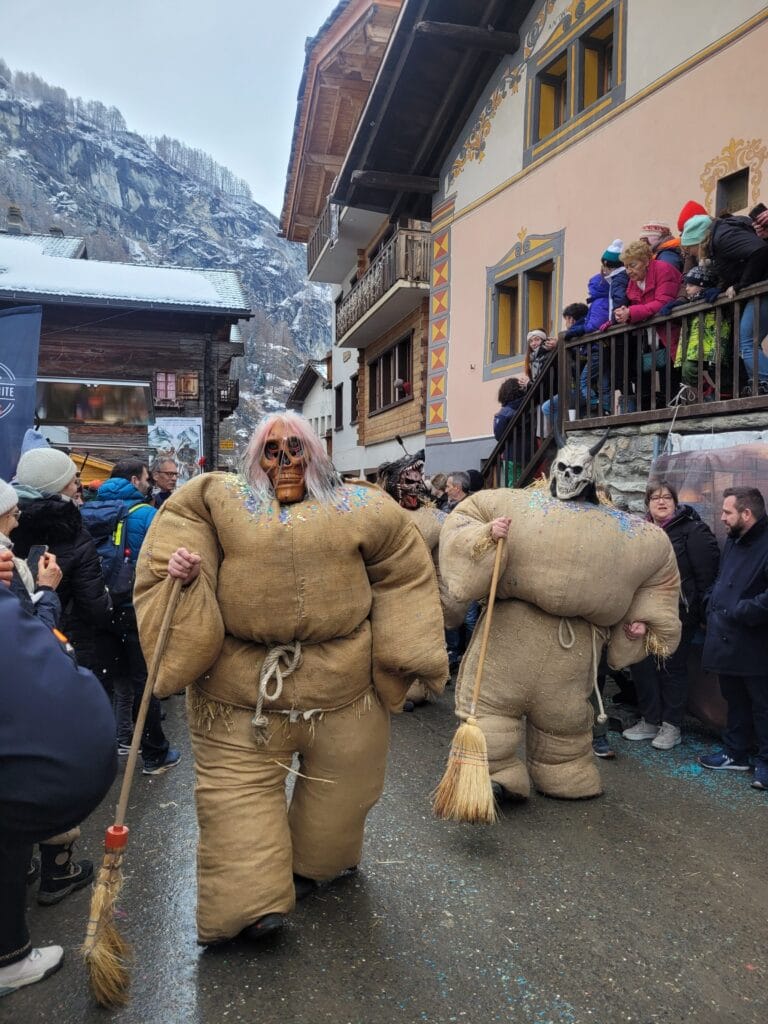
[251,641,303,745]
[558,618,610,725]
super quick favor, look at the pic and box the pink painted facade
[426,1,768,470]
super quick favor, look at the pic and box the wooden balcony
[307,198,335,275]
[218,378,239,417]
[153,396,184,410]
[335,228,430,348]
[484,281,768,489]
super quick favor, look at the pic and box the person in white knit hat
[14,448,78,499]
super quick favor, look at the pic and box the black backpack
[80,499,150,607]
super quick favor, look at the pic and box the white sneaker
[622,718,659,741]
[0,946,64,996]
[652,722,681,750]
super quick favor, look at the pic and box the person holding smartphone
[11,448,112,674]
[0,480,62,630]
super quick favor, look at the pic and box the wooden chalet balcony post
[557,334,568,442]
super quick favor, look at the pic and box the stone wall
[570,412,768,512]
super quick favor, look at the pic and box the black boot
[38,842,94,906]
[293,873,318,901]
[240,914,285,941]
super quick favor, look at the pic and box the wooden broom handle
[116,577,183,825]
[468,538,505,713]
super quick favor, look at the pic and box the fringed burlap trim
[189,686,235,734]
[189,684,376,742]
[645,630,671,663]
[472,528,496,560]
[275,688,375,745]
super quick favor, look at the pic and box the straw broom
[83,577,183,1007]
[432,537,505,824]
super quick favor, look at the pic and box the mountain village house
[281,0,426,479]
[0,223,249,469]
[286,0,768,504]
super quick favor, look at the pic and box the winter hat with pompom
[601,239,624,265]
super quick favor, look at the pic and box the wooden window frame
[523,1,626,167]
[578,11,615,112]
[350,373,359,425]
[176,371,199,399]
[492,261,554,363]
[535,51,569,143]
[154,371,176,401]
[716,168,750,216]
[367,334,413,416]
[484,231,564,381]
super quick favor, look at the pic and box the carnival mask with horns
[549,420,609,502]
[378,449,427,510]
[260,422,309,503]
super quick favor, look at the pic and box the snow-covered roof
[0,231,86,258]
[286,359,329,407]
[0,234,251,316]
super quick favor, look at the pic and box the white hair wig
[239,411,341,505]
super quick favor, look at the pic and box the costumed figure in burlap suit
[439,431,681,802]
[134,413,448,945]
[377,449,465,709]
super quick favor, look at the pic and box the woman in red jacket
[614,240,682,404]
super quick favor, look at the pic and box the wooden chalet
[0,232,250,468]
[280,0,402,248]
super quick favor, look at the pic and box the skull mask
[260,423,308,503]
[549,428,608,502]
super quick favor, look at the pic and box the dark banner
[0,305,43,479]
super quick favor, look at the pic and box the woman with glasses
[623,480,719,749]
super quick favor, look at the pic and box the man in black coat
[700,487,768,790]
[0,582,116,996]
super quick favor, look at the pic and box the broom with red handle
[83,577,183,1007]
[432,537,504,824]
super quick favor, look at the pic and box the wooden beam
[317,73,371,93]
[350,170,439,194]
[414,20,519,54]
[292,213,319,229]
[305,152,344,169]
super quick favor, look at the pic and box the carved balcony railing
[307,198,336,275]
[483,280,768,489]
[218,378,239,414]
[335,228,431,341]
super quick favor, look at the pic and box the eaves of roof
[333,0,536,221]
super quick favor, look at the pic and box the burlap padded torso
[134,475,448,709]
[439,488,681,668]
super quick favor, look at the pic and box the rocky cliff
[0,74,332,435]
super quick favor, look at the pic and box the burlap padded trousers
[189,688,390,944]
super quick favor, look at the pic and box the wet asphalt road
[3,689,767,1024]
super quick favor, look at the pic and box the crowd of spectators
[493,199,768,438]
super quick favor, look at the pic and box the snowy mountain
[0,68,332,434]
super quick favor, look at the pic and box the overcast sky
[0,0,335,217]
